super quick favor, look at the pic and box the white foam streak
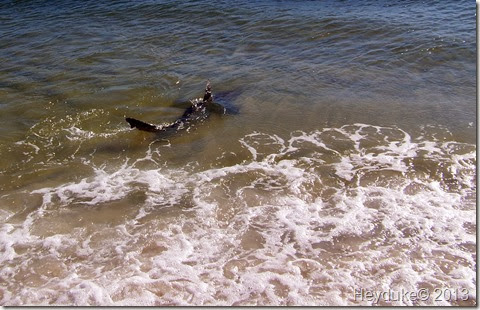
[1,124,476,306]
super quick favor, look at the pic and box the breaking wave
[0,124,475,306]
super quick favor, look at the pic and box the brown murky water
[0,0,475,306]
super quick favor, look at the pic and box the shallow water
[0,0,476,306]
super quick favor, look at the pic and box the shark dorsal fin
[203,80,212,103]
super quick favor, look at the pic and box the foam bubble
[0,124,476,306]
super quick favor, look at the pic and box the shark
[125,81,228,133]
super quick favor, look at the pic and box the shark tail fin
[125,117,161,132]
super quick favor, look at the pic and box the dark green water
[0,0,476,306]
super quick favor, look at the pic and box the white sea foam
[0,124,476,306]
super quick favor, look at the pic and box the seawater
[0,0,476,306]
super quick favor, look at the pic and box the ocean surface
[0,0,476,306]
